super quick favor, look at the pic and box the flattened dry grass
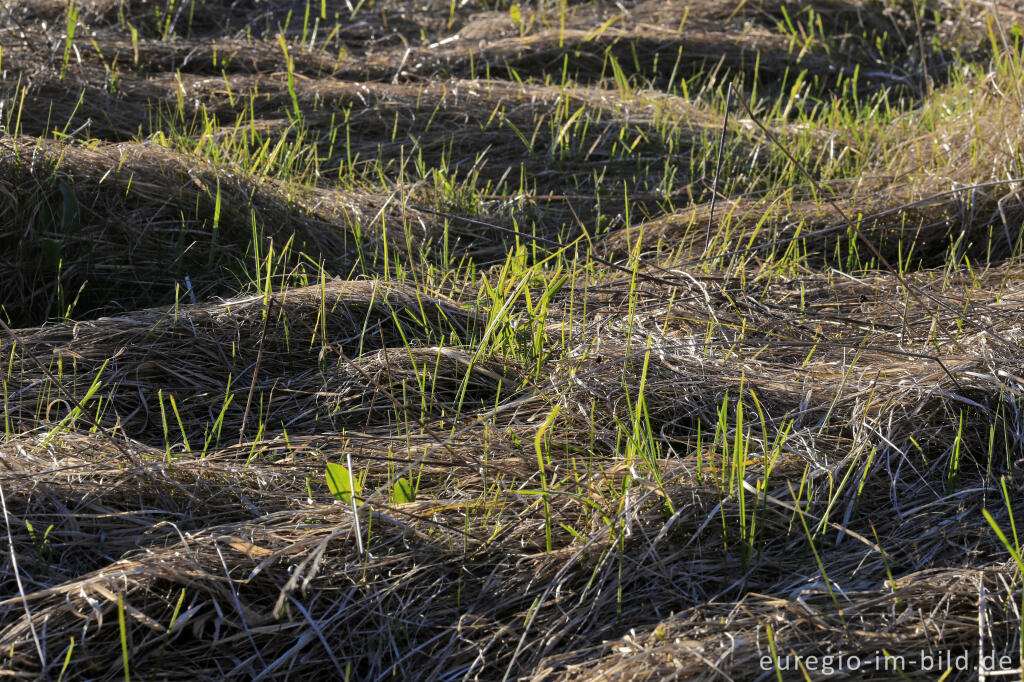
[600,182,1024,268]
[0,136,468,323]
[0,279,488,442]
[3,259,1023,678]
[3,1,1024,680]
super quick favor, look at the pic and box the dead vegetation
[0,279,487,443]
[2,0,1024,680]
[600,182,1024,268]
[0,136,474,324]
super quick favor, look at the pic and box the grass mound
[5,1,1024,680]
[0,136,457,324]
[8,0,463,44]
[1,279,485,444]
[602,184,1024,269]
[545,567,1019,679]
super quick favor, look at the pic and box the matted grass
[2,1,1024,680]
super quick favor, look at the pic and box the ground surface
[1,0,1024,679]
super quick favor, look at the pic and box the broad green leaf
[392,477,415,504]
[57,181,79,231]
[326,462,362,505]
[509,4,521,27]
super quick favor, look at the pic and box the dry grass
[2,1,1024,680]
[0,279,486,442]
[0,136,470,323]
[600,182,1024,268]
